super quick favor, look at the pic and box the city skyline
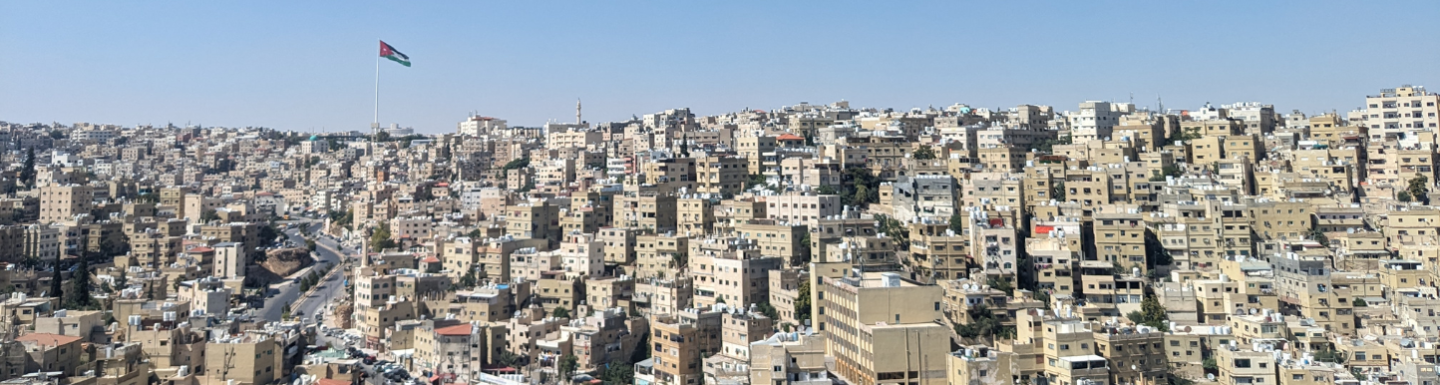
[3,1,1438,133]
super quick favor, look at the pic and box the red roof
[436,324,473,336]
[421,256,441,263]
[776,134,805,141]
[318,379,350,385]
[188,247,214,253]
[16,333,82,347]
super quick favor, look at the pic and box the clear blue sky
[3,1,1437,134]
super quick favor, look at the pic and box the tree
[370,223,395,252]
[954,304,1013,342]
[558,354,579,382]
[876,214,909,246]
[1353,298,1368,307]
[553,307,571,319]
[755,302,780,321]
[1202,357,1218,371]
[49,130,65,140]
[115,268,129,290]
[949,213,964,234]
[493,350,523,368]
[912,146,937,160]
[794,233,812,266]
[1129,295,1170,331]
[1171,127,1202,145]
[601,363,634,385]
[1398,191,1412,202]
[19,147,36,187]
[1407,175,1430,204]
[746,174,768,190]
[794,280,811,324]
[459,266,478,288]
[257,223,280,244]
[1052,181,1066,201]
[1035,135,1073,154]
[986,276,1014,296]
[502,157,530,171]
[200,210,220,223]
[49,263,63,302]
[840,167,881,206]
[815,185,838,195]
[306,239,317,252]
[66,255,94,309]
[1309,228,1330,247]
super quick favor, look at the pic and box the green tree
[493,350,523,368]
[841,167,880,206]
[1052,181,1066,201]
[1399,191,1413,202]
[115,268,129,290]
[459,266,478,288]
[1035,134,1073,154]
[19,147,36,187]
[986,276,1014,296]
[794,280,811,324]
[876,214,910,245]
[1407,175,1430,204]
[1171,127,1202,145]
[370,223,395,252]
[755,302,780,321]
[815,185,838,195]
[502,157,531,171]
[601,363,634,385]
[257,223,280,244]
[794,233,812,266]
[1309,228,1330,247]
[200,210,220,223]
[912,146,937,160]
[558,354,579,381]
[50,262,65,302]
[1135,295,1170,331]
[746,174,768,190]
[1353,298,1368,307]
[553,307,571,319]
[66,255,94,309]
[949,213,964,234]
[306,239,317,252]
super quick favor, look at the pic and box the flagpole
[373,43,381,130]
[372,41,381,156]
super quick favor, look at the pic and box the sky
[2,1,1438,134]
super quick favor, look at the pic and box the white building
[1068,101,1131,143]
[1362,85,1440,142]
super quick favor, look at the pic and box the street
[257,221,348,322]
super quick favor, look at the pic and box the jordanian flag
[379,40,411,67]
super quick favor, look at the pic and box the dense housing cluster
[0,85,1438,385]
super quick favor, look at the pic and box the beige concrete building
[819,271,948,385]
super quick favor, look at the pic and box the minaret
[576,98,583,125]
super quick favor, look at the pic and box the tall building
[1362,85,1440,142]
[818,271,948,385]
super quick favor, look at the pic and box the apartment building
[818,271,948,385]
